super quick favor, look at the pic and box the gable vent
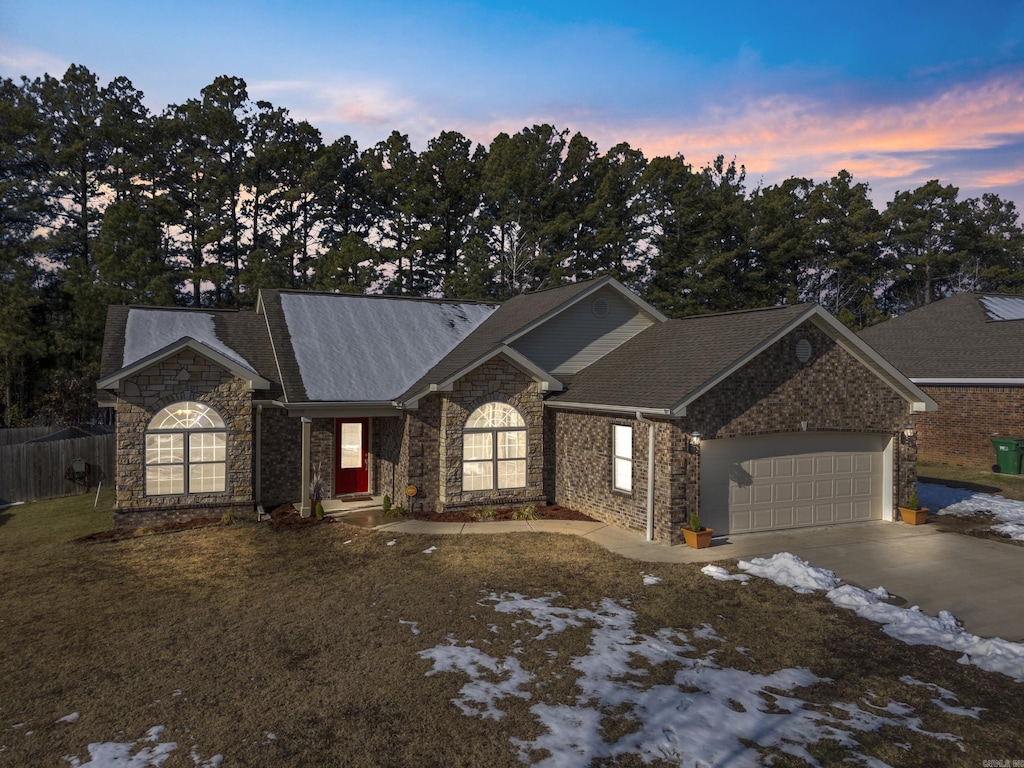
[795,338,812,363]
[591,296,610,319]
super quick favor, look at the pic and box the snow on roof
[123,309,255,372]
[980,295,1024,321]
[280,293,497,401]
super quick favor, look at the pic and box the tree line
[2,64,1023,425]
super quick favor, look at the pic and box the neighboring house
[859,293,1024,470]
[98,277,935,544]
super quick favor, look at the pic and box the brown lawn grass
[919,460,1024,501]
[1,493,1022,766]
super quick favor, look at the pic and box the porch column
[300,417,312,517]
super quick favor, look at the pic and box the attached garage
[700,433,894,535]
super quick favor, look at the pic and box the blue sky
[3,0,1024,208]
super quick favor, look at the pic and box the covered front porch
[257,402,404,517]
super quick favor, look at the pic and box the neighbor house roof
[858,292,1024,382]
[549,303,935,415]
[257,290,498,403]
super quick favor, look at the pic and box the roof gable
[99,306,279,396]
[550,304,935,414]
[399,277,664,403]
[97,336,271,392]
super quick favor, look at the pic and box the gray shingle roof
[260,289,498,403]
[548,303,814,410]
[858,293,1024,379]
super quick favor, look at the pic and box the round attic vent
[591,296,610,318]
[795,338,812,363]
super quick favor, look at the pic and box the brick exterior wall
[259,406,300,508]
[913,385,1024,470]
[112,348,255,527]
[374,415,406,503]
[550,322,918,543]
[549,412,691,544]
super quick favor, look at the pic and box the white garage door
[700,433,889,534]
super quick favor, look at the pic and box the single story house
[98,277,935,544]
[859,292,1024,470]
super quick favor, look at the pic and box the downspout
[255,403,263,514]
[636,412,656,542]
[300,417,312,518]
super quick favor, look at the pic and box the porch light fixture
[689,431,702,454]
[902,423,915,442]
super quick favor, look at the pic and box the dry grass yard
[1,493,1022,767]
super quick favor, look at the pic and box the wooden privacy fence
[0,434,115,505]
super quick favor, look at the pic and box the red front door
[335,418,369,495]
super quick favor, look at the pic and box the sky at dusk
[3,0,1024,209]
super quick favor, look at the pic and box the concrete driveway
[584,520,1024,642]
[374,515,1024,641]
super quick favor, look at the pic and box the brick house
[98,277,934,544]
[859,293,1024,470]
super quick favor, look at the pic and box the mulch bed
[76,502,594,541]
[76,517,223,543]
[408,504,594,524]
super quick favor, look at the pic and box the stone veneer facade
[912,385,1024,470]
[550,322,918,544]
[377,357,547,514]
[112,349,255,527]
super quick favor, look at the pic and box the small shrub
[906,492,920,510]
[689,512,702,532]
[513,505,539,521]
[470,507,496,522]
[220,512,237,526]
[382,494,393,513]
[384,504,405,518]
[314,501,325,520]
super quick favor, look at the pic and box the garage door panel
[700,433,887,534]
[773,458,794,477]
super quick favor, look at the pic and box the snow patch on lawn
[641,573,661,585]
[701,564,751,582]
[62,726,222,768]
[918,481,1024,541]
[731,553,1024,682]
[420,593,973,766]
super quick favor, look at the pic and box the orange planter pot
[899,507,929,525]
[682,527,714,548]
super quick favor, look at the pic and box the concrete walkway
[365,514,1024,641]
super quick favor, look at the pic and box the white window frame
[613,424,633,493]
[145,401,228,496]
[462,402,527,492]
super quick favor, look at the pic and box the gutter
[545,400,672,417]
[635,412,657,542]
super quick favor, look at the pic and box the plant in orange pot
[898,492,929,525]
[682,512,714,549]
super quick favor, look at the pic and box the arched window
[145,401,227,496]
[463,402,526,491]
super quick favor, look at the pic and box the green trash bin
[991,438,1024,474]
